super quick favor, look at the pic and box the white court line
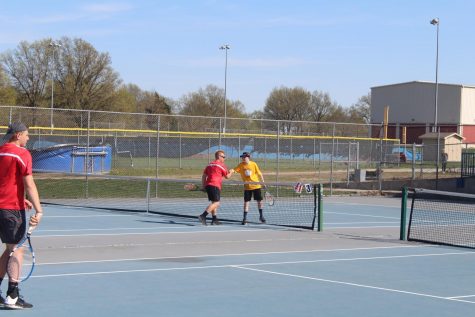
[45,215,134,218]
[31,228,266,238]
[232,266,475,305]
[39,245,424,265]
[37,226,198,232]
[325,211,399,219]
[31,249,475,305]
[38,223,398,232]
[326,201,401,209]
[447,295,475,299]
[325,222,398,225]
[323,223,400,230]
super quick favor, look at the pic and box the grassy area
[36,177,300,200]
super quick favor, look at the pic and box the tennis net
[407,188,475,249]
[37,172,320,230]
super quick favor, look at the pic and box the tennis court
[3,194,475,316]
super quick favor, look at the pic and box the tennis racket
[264,191,275,206]
[7,225,36,283]
[184,183,204,192]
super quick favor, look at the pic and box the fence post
[264,136,267,168]
[412,143,416,180]
[317,184,323,232]
[85,111,91,199]
[346,141,351,186]
[219,118,222,148]
[330,123,335,196]
[436,127,440,190]
[277,121,280,184]
[400,186,408,240]
[179,132,182,169]
[313,138,316,168]
[356,142,360,170]
[155,115,164,181]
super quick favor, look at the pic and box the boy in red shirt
[198,150,233,225]
[0,122,43,309]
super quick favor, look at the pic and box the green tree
[112,86,136,113]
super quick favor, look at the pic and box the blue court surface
[2,195,475,316]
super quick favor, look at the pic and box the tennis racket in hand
[7,223,36,283]
[184,183,205,192]
[264,190,275,206]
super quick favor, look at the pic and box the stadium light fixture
[430,18,439,132]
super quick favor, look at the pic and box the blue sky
[1,0,474,113]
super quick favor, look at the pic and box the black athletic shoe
[211,219,221,225]
[259,217,266,224]
[0,291,5,308]
[198,215,207,226]
[241,220,248,225]
[4,295,33,309]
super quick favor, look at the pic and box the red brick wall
[371,123,465,144]
[461,125,475,143]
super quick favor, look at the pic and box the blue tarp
[31,144,112,173]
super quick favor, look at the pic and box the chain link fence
[2,105,469,192]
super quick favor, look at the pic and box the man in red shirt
[198,150,233,225]
[0,122,43,310]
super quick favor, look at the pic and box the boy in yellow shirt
[230,152,266,225]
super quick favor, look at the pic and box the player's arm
[201,172,207,190]
[256,164,266,187]
[228,165,239,176]
[24,174,43,226]
[225,169,233,179]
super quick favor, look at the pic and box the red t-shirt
[203,160,228,190]
[0,143,32,210]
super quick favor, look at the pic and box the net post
[400,185,408,240]
[146,178,151,214]
[317,184,323,232]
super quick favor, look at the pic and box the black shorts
[206,185,221,202]
[244,189,263,202]
[0,209,26,244]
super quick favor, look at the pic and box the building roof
[371,81,475,90]
[419,132,465,140]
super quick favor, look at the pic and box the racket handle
[28,225,37,235]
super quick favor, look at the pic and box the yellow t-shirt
[234,161,263,190]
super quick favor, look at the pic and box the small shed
[419,132,464,162]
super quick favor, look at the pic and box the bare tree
[0,40,51,108]
[0,67,16,105]
[349,93,371,124]
[309,90,335,122]
[177,84,246,132]
[54,37,121,111]
[263,86,311,134]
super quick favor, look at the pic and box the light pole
[430,18,440,188]
[49,41,61,129]
[219,44,230,134]
[430,18,439,133]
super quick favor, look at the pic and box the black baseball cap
[4,122,28,140]
[240,152,251,158]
